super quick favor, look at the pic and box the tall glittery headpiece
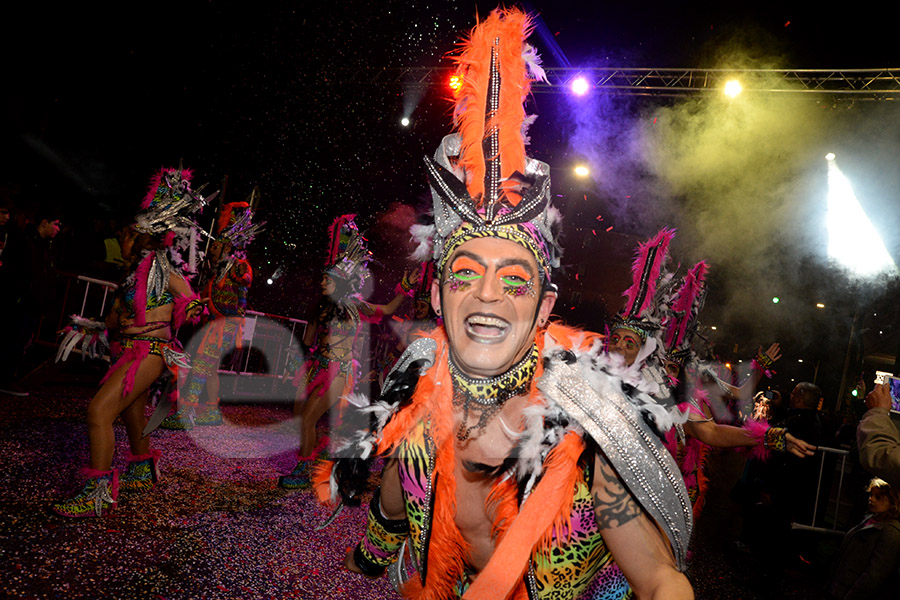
[325,214,371,296]
[661,261,708,365]
[128,165,215,326]
[134,167,210,240]
[216,201,265,255]
[613,228,676,341]
[412,8,560,284]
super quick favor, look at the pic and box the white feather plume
[409,223,435,262]
[522,43,547,83]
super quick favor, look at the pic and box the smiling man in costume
[604,235,816,520]
[314,9,693,600]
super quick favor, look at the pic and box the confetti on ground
[1,375,825,599]
[0,380,398,600]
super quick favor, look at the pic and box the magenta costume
[289,305,383,413]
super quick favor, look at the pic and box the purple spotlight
[570,76,590,96]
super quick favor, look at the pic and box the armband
[739,418,775,461]
[751,352,775,378]
[395,276,415,298]
[185,298,204,313]
[764,427,788,453]
[360,306,384,324]
[174,293,207,328]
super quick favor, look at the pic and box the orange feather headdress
[414,8,560,283]
[452,8,535,208]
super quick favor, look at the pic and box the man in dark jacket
[0,206,60,397]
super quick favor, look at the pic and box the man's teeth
[466,315,509,328]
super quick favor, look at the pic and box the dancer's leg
[298,373,346,457]
[205,368,220,408]
[87,355,165,471]
[122,389,152,456]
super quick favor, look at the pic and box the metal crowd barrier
[48,273,310,384]
[203,311,312,401]
[76,275,118,318]
[791,445,852,535]
[50,274,119,360]
[219,310,308,380]
[53,272,119,335]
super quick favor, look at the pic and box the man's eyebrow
[451,250,535,276]
[451,250,487,268]
[497,257,535,275]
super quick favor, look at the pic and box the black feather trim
[330,359,427,504]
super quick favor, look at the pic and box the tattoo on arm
[592,453,641,529]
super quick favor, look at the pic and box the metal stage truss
[328,67,900,98]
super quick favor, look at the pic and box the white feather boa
[328,328,689,502]
[514,329,689,495]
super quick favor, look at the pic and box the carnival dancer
[372,261,440,389]
[278,214,418,489]
[316,9,693,599]
[52,167,208,517]
[161,199,263,429]
[606,235,817,517]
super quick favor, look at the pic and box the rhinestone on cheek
[503,279,534,297]
[444,278,472,293]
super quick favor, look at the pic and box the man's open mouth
[464,314,510,342]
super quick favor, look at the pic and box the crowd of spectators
[0,191,129,396]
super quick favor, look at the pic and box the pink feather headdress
[663,261,709,364]
[127,166,214,326]
[614,228,676,340]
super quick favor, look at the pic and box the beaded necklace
[449,343,538,441]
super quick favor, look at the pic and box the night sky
[5,2,900,401]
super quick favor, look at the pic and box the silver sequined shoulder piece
[380,337,438,398]
[537,355,692,570]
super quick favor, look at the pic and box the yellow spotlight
[724,79,743,98]
[710,326,717,331]
[816,302,825,308]
[573,165,590,178]
[449,74,462,93]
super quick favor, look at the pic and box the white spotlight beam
[826,160,896,277]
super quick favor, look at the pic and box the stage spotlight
[816,302,825,308]
[400,117,410,127]
[573,165,590,178]
[267,266,283,286]
[772,297,780,304]
[825,152,836,161]
[827,158,896,276]
[724,79,743,98]
[449,74,462,93]
[570,76,590,96]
